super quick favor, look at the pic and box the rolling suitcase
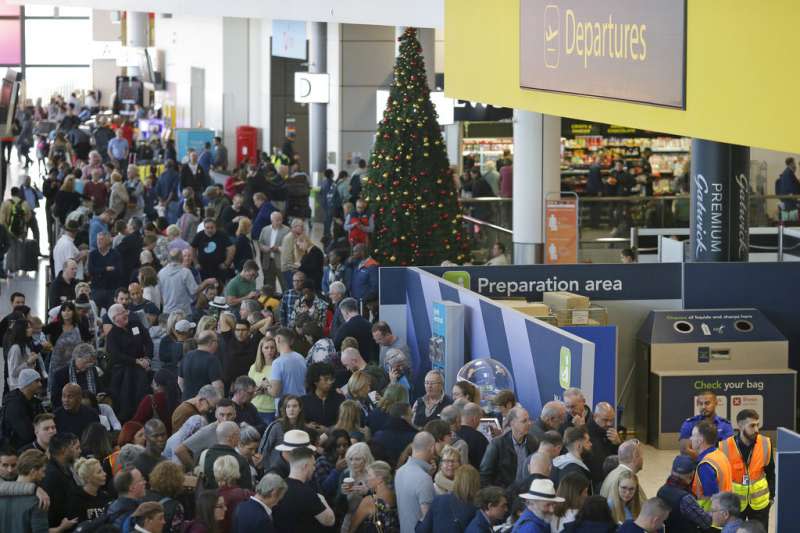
[21,239,39,271]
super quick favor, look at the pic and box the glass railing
[460,195,800,262]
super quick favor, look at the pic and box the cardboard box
[496,300,551,317]
[556,307,608,327]
[543,291,590,311]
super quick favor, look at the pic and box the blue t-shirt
[271,351,307,408]
[678,414,734,441]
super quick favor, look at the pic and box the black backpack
[73,506,133,533]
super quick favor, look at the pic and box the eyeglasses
[424,381,443,386]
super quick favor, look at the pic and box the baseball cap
[175,319,196,333]
[672,455,696,475]
[18,369,42,389]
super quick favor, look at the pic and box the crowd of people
[0,97,774,533]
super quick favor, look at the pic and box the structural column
[308,22,327,182]
[125,11,148,77]
[689,139,750,261]
[512,110,561,264]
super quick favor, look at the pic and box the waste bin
[636,308,796,448]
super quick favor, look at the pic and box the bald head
[216,421,240,447]
[412,431,435,461]
[618,439,643,473]
[341,347,365,371]
[540,401,567,430]
[270,211,283,225]
[528,451,552,477]
[593,402,615,430]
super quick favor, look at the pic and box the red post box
[236,126,259,167]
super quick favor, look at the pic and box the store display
[560,119,690,194]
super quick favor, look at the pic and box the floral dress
[357,497,399,533]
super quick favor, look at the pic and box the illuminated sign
[520,0,686,108]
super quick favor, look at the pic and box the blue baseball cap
[672,455,696,475]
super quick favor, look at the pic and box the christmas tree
[362,27,468,266]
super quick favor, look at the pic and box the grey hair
[339,297,359,315]
[213,455,241,484]
[197,384,221,402]
[462,402,483,420]
[541,401,565,420]
[255,473,287,498]
[711,492,742,518]
[329,281,346,295]
[118,444,145,470]
[216,421,240,444]
[506,406,528,425]
[239,424,261,446]
[72,343,96,361]
[563,387,585,400]
[439,405,460,426]
[231,375,257,395]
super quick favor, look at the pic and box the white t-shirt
[53,234,84,279]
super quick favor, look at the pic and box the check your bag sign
[520,0,687,108]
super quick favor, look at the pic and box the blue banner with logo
[401,267,603,415]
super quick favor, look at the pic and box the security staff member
[679,390,734,459]
[690,420,733,511]
[720,409,774,530]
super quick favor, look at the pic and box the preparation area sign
[520,0,687,108]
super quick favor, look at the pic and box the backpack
[73,505,133,533]
[8,201,27,240]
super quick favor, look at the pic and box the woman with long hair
[183,490,226,533]
[607,469,643,524]
[249,336,278,425]
[131,369,182,434]
[433,445,462,496]
[44,301,90,396]
[108,171,130,221]
[452,381,481,405]
[349,460,399,533]
[259,395,309,471]
[53,176,82,226]
[551,472,591,532]
[138,266,161,310]
[368,384,409,434]
[233,216,256,271]
[345,371,375,422]
[81,422,114,460]
[417,465,480,533]
[335,399,369,440]
[70,457,111,523]
[6,319,40,390]
[178,198,200,243]
[314,428,351,501]
[563,495,618,533]
[195,315,218,337]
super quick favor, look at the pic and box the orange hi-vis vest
[721,434,772,511]
[691,447,733,510]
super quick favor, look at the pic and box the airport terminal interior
[0,1,796,532]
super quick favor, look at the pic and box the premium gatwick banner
[519,0,687,108]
